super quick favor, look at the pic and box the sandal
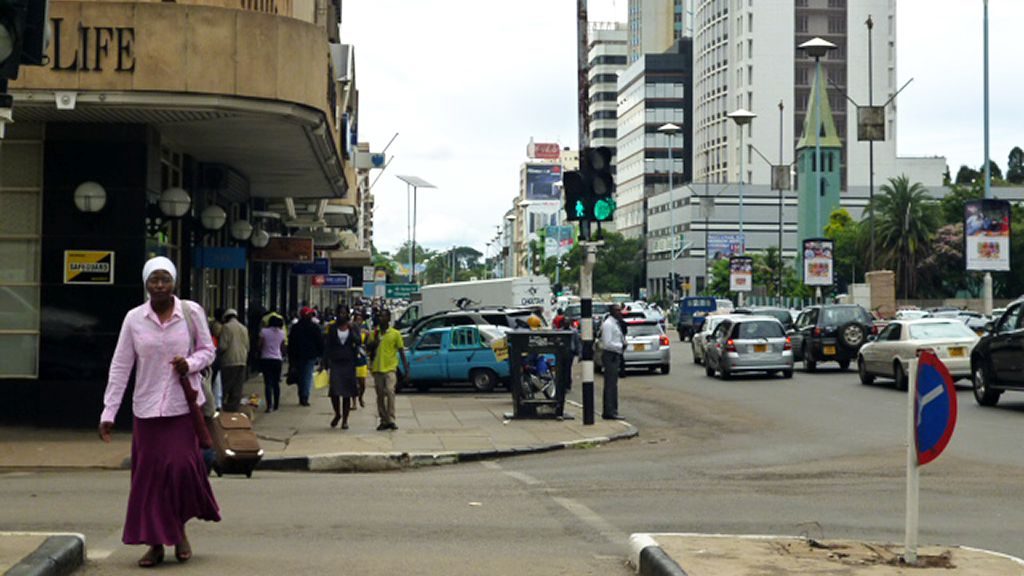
[138,546,164,568]
[175,536,192,563]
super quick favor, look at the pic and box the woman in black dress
[324,311,360,429]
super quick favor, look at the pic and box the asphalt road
[2,343,1022,574]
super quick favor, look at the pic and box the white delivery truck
[394,276,553,330]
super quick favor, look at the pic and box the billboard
[525,164,562,201]
[528,141,561,160]
[802,238,834,287]
[707,233,745,261]
[545,225,574,257]
[965,199,1010,271]
[729,256,753,292]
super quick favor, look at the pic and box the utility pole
[982,0,993,316]
[576,0,595,425]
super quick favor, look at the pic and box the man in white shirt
[599,304,626,420]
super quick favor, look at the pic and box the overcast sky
[341,0,1024,257]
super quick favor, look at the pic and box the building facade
[614,39,693,241]
[1,0,375,426]
[587,22,628,153]
[628,0,690,63]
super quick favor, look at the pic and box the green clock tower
[796,68,842,258]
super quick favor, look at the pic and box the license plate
[633,344,645,352]
[823,345,836,356]
[754,344,768,353]
[949,347,965,357]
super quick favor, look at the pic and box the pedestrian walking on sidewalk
[218,309,250,412]
[288,307,324,406]
[98,256,221,568]
[351,311,369,410]
[366,309,408,431]
[323,311,359,429]
[258,315,287,413]
[599,303,627,420]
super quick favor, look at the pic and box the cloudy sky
[341,0,1024,257]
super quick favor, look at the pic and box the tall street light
[396,175,436,285]
[659,122,682,299]
[727,109,756,253]
[982,0,993,315]
[798,37,837,238]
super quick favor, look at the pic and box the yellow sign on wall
[64,251,115,284]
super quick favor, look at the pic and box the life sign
[914,350,957,466]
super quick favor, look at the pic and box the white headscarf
[142,256,177,286]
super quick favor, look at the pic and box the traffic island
[630,534,1024,575]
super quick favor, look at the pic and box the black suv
[790,305,874,372]
[970,303,1024,407]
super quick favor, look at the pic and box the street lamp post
[727,109,756,252]
[659,122,682,300]
[982,0,993,315]
[798,38,837,238]
[396,175,436,284]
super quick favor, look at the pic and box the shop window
[0,139,43,378]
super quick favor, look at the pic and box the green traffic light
[594,198,615,221]
[574,200,585,218]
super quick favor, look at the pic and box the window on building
[0,131,43,378]
[828,17,846,34]
[828,0,846,7]
[796,15,808,33]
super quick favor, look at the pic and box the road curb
[4,534,85,576]
[629,534,688,576]
[258,423,638,472]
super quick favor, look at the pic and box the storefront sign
[312,274,352,290]
[362,266,375,282]
[965,199,1010,272]
[291,258,330,275]
[50,19,136,73]
[193,247,246,270]
[802,238,834,287]
[251,237,314,263]
[729,256,753,292]
[64,250,115,284]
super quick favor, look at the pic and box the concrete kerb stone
[256,423,638,472]
[5,534,86,576]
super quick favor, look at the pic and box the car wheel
[838,322,867,350]
[838,359,851,371]
[720,368,732,380]
[782,369,793,379]
[660,364,671,375]
[415,380,431,393]
[858,357,875,385]
[470,368,498,392]
[972,363,1002,406]
[705,365,715,377]
[893,362,908,391]
[691,343,700,364]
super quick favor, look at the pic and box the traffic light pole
[579,234,597,426]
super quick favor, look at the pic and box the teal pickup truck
[400,325,510,392]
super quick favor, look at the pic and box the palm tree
[867,176,939,298]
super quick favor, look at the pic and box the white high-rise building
[692,0,942,189]
[588,22,629,153]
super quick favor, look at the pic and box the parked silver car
[703,316,793,379]
[857,318,979,389]
[595,320,671,374]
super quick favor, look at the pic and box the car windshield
[753,309,791,325]
[909,322,976,340]
[482,314,510,326]
[627,324,662,336]
[822,307,867,325]
[734,321,784,339]
[682,298,715,309]
[565,303,610,317]
[704,317,726,333]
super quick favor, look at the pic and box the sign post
[904,350,958,565]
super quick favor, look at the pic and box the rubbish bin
[506,329,574,419]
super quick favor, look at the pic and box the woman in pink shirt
[98,257,221,567]
[258,315,287,412]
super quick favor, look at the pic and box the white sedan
[690,314,738,365]
[857,319,979,390]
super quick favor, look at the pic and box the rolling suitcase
[209,411,263,478]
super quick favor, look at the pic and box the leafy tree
[955,165,980,185]
[938,181,983,226]
[869,176,940,298]
[1007,146,1024,184]
[392,241,437,275]
[706,251,810,300]
[553,231,643,295]
[824,208,868,288]
[982,159,1003,181]
[918,223,983,298]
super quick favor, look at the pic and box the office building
[628,0,690,63]
[588,22,628,153]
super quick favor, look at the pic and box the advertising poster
[729,256,753,292]
[802,238,834,286]
[707,233,745,261]
[965,199,1010,271]
[525,164,562,201]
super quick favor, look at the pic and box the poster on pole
[802,238,834,286]
[707,233,745,261]
[729,256,753,292]
[964,199,1010,271]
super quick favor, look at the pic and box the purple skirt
[123,414,221,545]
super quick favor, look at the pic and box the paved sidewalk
[0,372,635,574]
